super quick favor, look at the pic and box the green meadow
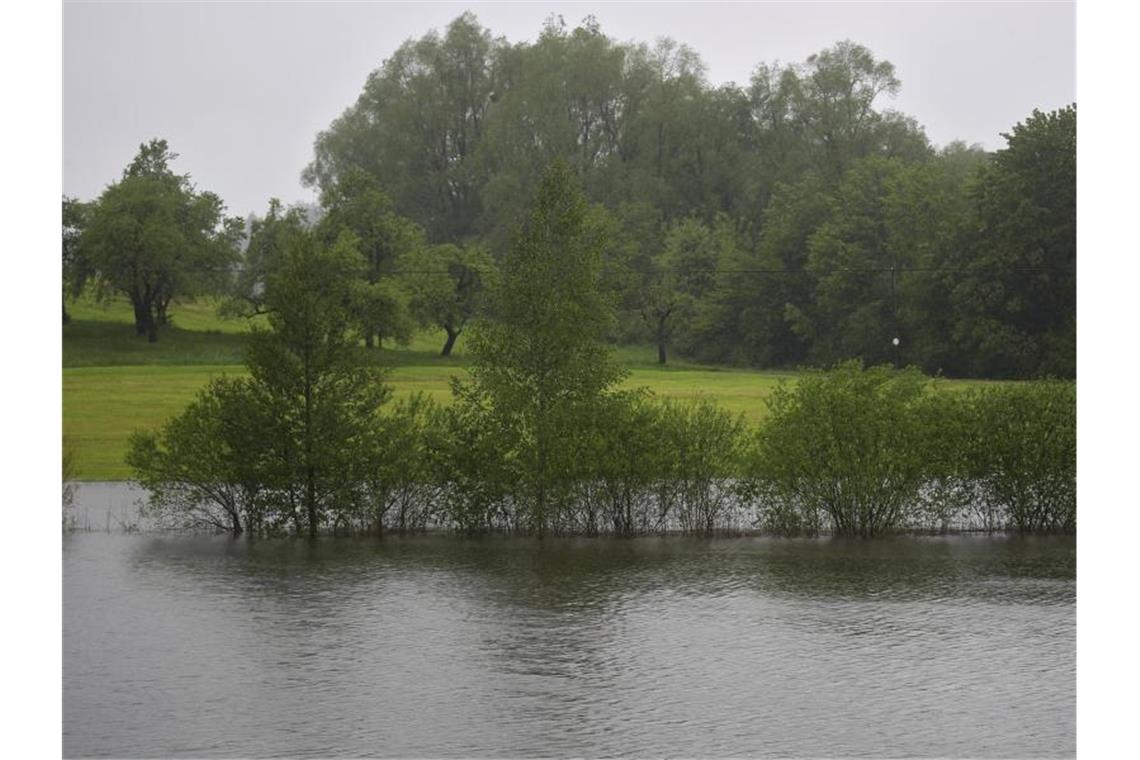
[63,295,979,480]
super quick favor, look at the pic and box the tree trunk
[441,327,459,357]
[146,306,159,343]
[306,466,318,538]
[657,338,667,365]
[364,331,374,349]
[63,302,70,325]
[132,298,150,336]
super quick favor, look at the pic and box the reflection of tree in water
[754,535,1074,606]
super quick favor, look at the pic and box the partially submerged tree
[129,227,394,537]
[450,159,624,533]
[81,139,243,341]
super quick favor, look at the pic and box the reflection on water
[64,484,1074,758]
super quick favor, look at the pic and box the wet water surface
[64,484,1075,758]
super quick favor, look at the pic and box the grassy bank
[62,295,986,480]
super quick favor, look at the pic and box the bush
[656,399,747,534]
[963,380,1075,532]
[748,361,938,537]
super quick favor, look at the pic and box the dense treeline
[65,14,1074,379]
[128,164,1075,539]
[298,13,1075,379]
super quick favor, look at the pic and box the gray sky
[63,0,1076,219]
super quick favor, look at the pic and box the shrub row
[129,362,1074,538]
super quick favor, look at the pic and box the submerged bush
[657,399,748,534]
[748,361,940,537]
[962,380,1076,532]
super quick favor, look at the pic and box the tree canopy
[80,139,242,341]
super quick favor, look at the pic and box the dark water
[64,484,1075,758]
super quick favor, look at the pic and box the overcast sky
[63,0,1076,219]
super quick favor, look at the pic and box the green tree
[451,159,623,534]
[246,230,392,536]
[950,105,1076,378]
[305,12,502,242]
[62,195,91,325]
[224,198,310,318]
[400,242,496,356]
[81,139,242,341]
[317,168,425,348]
[793,156,907,366]
[127,376,278,535]
[130,227,395,538]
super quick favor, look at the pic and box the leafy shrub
[963,380,1075,532]
[748,361,939,537]
[656,398,747,534]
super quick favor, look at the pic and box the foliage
[960,381,1076,532]
[949,106,1077,378]
[128,229,395,537]
[223,198,309,318]
[399,242,497,356]
[62,196,91,324]
[127,376,276,534]
[449,160,625,534]
[80,139,243,341]
[305,12,500,243]
[297,16,1073,380]
[656,399,748,534]
[748,361,941,537]
[317,168,425,347]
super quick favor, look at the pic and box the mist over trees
[301,13,1074,379]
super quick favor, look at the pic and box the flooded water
[64,483,1075,758]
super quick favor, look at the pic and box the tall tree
[244,229,391,536]
[453,160,623,533]
[81,139,242,341]
[305,12,503,242]
[949,105,1076,377]
[130,227,395,537]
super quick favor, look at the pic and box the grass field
[61,294,977,480]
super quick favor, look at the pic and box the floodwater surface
[64,483,1075,758]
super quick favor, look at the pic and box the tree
[246,230,392,536]
[224,198,310,318]
[130,226,395,537]
[949,105,1076,378]
[451,160,624,534]
[400,242,496,356]
[316,168,424,347]
[305,12,503,242]
[748,361,942,537]
[62,195,91,324]
[127,376,278,535]
[81,139,242,341]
